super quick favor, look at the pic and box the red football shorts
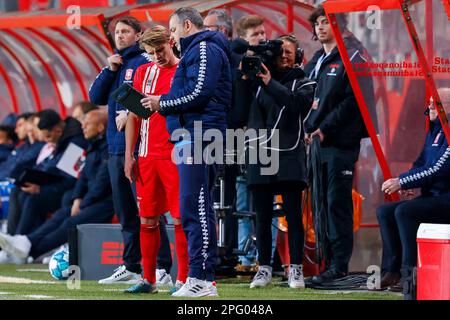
[135,158,180,219]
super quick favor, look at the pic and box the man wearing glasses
[204,9,233,40]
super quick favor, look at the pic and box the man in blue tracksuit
[89,16,151,284]
[141,7,231,297]
[375,88,450,298]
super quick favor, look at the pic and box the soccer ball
[48,249,70,280]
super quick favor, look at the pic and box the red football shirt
[132,62,177,159]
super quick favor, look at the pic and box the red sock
[174,223,189,282]
[140,223,160,284]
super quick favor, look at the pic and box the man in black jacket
[0,110,114,264]
[304,6,368,283]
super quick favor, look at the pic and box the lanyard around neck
[312,52,330,79]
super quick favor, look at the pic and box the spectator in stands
[0,125,17,164]
[90,16,150,284]
[374,88,450,298]
[0,110,114,264]
[5,109,88,237]
[71,101,99,123]
[0,113,45,181]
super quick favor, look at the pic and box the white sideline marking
[22,295,54,299]
[103,289,123,292]
[0,276,57,284]
[17,269,49,273]
[0,292,55,300]
[103,288,170,293]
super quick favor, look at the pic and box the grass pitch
[0,264,402,300]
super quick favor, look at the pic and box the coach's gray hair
[170,7,204,29]
[207,9,233,38]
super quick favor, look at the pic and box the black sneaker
[388,277,404,292]
[311,269,348,284]
[368,272,401,291]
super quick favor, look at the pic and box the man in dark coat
[303,6,369,283]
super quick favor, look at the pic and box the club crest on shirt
[327,64,339,76]
[432,131,442,146]
[125,69,133,81]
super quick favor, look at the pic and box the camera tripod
[213,164,286,275]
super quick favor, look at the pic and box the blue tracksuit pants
[174,141,218,281]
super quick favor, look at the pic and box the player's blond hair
[139,25,170,49]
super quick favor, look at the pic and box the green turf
[0,264,402,300]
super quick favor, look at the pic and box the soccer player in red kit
[123,25,189,294]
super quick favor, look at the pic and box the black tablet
[111,83,153,119]
[15,169,63,186]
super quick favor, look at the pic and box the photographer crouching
[234,35,315,289]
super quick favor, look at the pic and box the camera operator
[230,15,267,272]
[234,35,315,289]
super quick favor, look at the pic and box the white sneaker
[0,233,31,259]
[170,280,185,294]
[98,265,141,284]
[206,281,219,297]
[0,250,26,265]
[250,265,272,288]
[155,269,173,287]
[40,244,67,264]
[288,264,305,289]
[171,277,211,297]
[42,255,52,264]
